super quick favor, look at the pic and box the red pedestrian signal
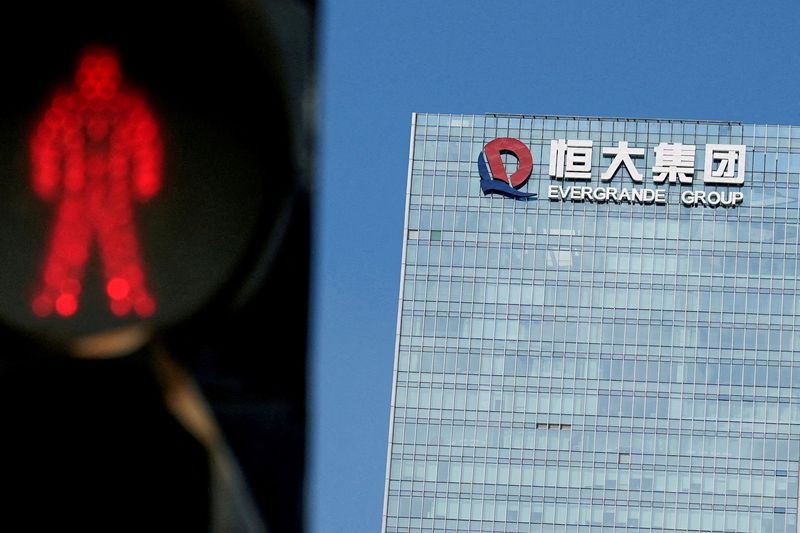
[31,48,160,319]
[0,19,282,340]
[0,1,314,530]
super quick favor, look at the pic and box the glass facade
[382,113,800,532]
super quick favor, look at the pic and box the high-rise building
[383,113,800,533]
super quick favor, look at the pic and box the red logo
[478,138,536,198]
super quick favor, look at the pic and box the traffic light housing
[0,1,314,531]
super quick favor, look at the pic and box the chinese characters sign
[479,136,746,208]
[548,140,745,186]
[546,139,745,207]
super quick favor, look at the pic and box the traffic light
[0,1,314,531]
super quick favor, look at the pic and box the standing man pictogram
[31,48,162,319]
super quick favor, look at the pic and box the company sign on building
[479,133,746,207]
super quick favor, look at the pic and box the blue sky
[310,1,800,531]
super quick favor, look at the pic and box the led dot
[45,109,64,128]
[44,264,66,287]
[32,294,53,317]
[61,278,81,295]
[106,277,130,301]
[65,242,87,264]
[124,265,144,284]
[134,295,155,318]
[55,294,77,317]
[110,298,132,317]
